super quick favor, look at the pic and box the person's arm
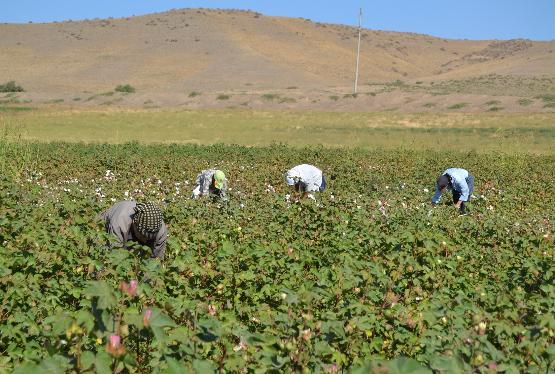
[191,185,201,199]
[219,180,228,200]
[431,187,442,205]
[305,181,320,192]
[199,172,212,196]
[106,217,128,248]
[152,223,167,260]
[105,201,136,248]
[192,172,206,197]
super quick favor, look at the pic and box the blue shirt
[432,168,470,204]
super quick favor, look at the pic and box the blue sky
[2,1,554,41]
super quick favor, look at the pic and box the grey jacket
[99,200,167,260]
[195,169,228,199]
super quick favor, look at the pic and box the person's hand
[454,201,462,209]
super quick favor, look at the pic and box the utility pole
[354,8,362,94]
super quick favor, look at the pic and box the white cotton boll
[330,194,334,200]
[240,203,245,208]
[423,188,429,193]
[307,194,316,201]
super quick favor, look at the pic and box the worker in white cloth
[99,201,167,259]
[191,169,228,200]
[285,164,326,199]
[432,168,475,215]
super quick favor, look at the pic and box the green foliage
[535,94,555,103]
[217,94,230,100]
[447,103,467,110]
[388,79,407,87]
[533,94,555,108]
[329,95,340,101]
[0,106,34,112]
[485,100,501,106]
[487,106,503,112]
[261,93,279,101]
[115,84,136,93]
[518,98,533,106]
[188,91,201,98]
[86,92,114,102]
[1,143,555,372]
[0,81,24,92]
[279,97,297,104]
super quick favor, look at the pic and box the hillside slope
[1,8,554,112]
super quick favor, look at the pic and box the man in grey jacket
[99,201,167,259]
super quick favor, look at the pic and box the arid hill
[1,8,554,111]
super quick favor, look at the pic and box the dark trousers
[452,174,474,214]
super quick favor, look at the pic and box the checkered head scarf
[132,202,163,240]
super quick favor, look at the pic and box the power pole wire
[354,8,362,94]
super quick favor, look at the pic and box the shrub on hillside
[447,103,467,110]
[0,81,24,93]
[261,94,279,101]
[115,84,135,93]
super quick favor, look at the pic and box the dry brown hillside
[1,8,554,112]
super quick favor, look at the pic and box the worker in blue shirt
[432,168,475,214]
